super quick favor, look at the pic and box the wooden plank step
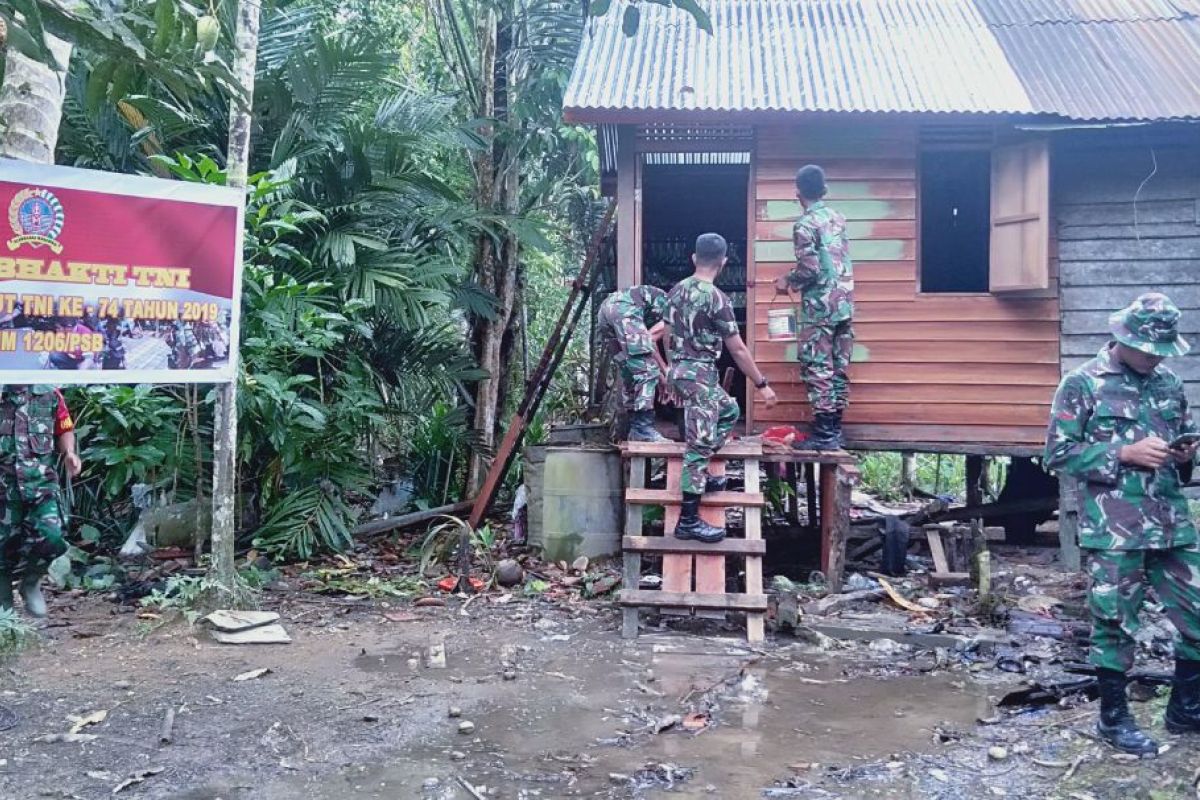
[619,590,769,612]
[759,449,858,465]
[623,536,766,555]
[625,489,766,507]
[620,441,764,458]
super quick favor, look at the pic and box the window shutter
[989,140,1050,292]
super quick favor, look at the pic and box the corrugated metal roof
[565,0,1035,117]
[975,0,1199,25]
[563,0,1200,121]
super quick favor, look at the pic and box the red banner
[0,160,244,383]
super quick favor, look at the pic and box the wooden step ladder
[619,441,767,643]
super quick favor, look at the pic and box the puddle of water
[258,640,990,799]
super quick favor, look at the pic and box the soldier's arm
[1043,375,1121,484]
[648,322,669,374]
[785,220,821,291]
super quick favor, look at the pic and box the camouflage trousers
[670,362,739,495]
[799,319,854,414]
[600,314,658,413]
[0,472,67,579]
[1086,545,1200,672]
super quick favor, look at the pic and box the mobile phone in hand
[1170,432,1200,450]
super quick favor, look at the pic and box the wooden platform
[620,441,767,642]
[619,439,859,644]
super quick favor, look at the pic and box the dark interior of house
[919,149,992,293]
[640,161,750,417]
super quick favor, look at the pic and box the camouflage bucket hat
[1109,292,1191,357]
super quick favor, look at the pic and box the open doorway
[640,155,751,419]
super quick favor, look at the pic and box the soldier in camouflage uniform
[774,164,854,451]
[0,385,81,617]
[1044,293,1200,756]
[665,233,777,543]
[597,285,671,442]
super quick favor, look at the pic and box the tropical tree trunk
[0,33,72,162]
[465,7,519,495]
[207,0,260,606]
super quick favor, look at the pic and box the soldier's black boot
[1096,668,1159,756]
[830,410,846,450]
[804,413,841,451]
[0,569,12,612]
[704,473,727,493]
[18,573,47,618]
[628,410,670,443]
[1165,659,1200,734]
[674,493,725,544]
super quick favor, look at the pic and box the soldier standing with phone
[1045,293,1200,756]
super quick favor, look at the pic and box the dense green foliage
[3,0,604,561]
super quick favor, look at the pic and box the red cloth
[53,390,74,435]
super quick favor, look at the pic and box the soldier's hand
[64,452,82,478]
[758,385,778,408]
[1119,436,1171,470]
[773,276,789,295]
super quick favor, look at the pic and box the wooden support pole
[966,455,985,509]
[805,463,818,529]
[899,452,914,498]
[1058,476,1082,572]
[623,456,646,639]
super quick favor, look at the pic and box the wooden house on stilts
[565,0,1200,563]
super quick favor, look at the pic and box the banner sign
[0,159,244,384]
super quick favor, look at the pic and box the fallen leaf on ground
[414,597,446,607]
[68,710,108,734]
[877,577,930,615]
[383,612,417,623]
[232,667,272,682]
[682,712,709,731]
[112,767,164,794]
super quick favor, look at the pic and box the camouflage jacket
[1044,344,1198,550]
[786,201,854,324]
[665,276,739,365]
[598,286,668,340]
[0,385,64,477]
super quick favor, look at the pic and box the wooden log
[354,500,475,537]
[619,590,769,612]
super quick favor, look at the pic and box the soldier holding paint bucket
[773,164,854,451]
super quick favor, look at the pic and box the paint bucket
[767,307,798,342]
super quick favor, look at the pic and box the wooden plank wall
[1055,136,1200,408]
[751,121,1059,452]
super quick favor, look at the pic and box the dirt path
[2,589,1198,799]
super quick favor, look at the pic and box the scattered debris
[457,720,476,735]
[383,611,418,622]
[204,610,280,632]
[426,639,447,669]
[681,712,710,731]
[496,559,524,586]
[232,668,272,682]
[159,707,176,745]
[111,767,164,794]
[448,707,463,718]
[211,623,291,645]
[67,710,107,734]
[988,746,1009,761]
[34,733,98,744]
[414,597,447,608]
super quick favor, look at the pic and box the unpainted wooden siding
[1055,139,1200,408]
[751,121,1060,452]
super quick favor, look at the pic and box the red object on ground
[437,576,485,592]
[763,425,806,446]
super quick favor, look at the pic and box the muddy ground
[2,583,1199,800]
